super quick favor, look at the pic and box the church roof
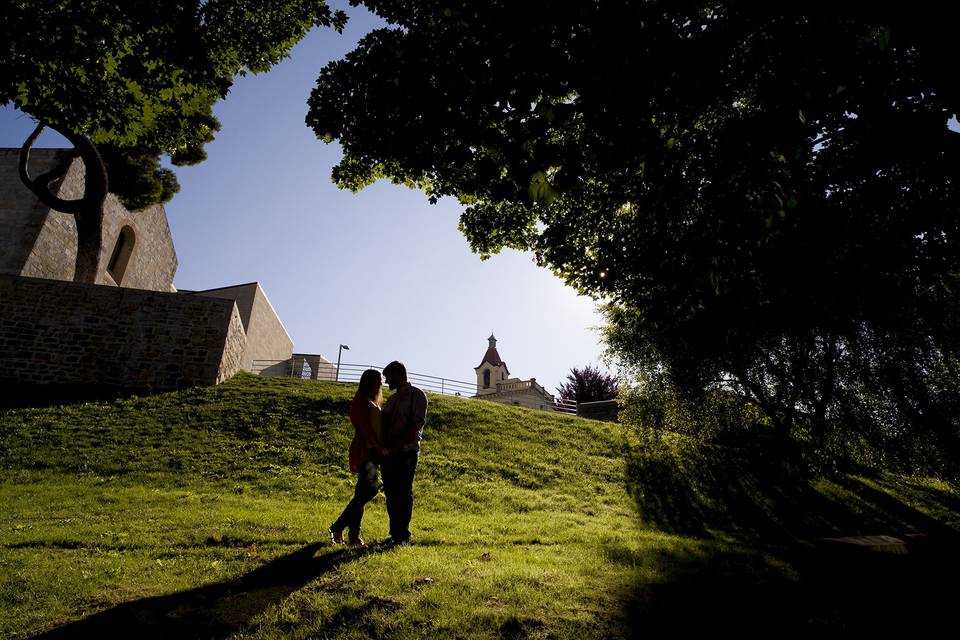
[475,347,509,374]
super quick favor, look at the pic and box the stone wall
[577,399,620,422]
[480,387,557,412]
[186,282,293,372]
[216,308,247,384]
[0,149,69,277]
[0,275,245,392]
[0,148,178,291]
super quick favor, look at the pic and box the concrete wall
[0,148,178,292]
[293,353,336,381]
[0,275,245,391]
[188,282,293,372]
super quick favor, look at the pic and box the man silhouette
[380,361,427,544]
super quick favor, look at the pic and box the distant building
[290,353,337,381]
[0,148,298,394]
[474,334,557,411]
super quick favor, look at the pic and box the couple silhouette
[329,361,427,546]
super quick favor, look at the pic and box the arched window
[107,226,135,284]
[483,369,490,388]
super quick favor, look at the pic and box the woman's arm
[369,403,386,448]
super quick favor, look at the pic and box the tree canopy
[308,2,960,471]
[2,0,345,280]
[556,365,618,404]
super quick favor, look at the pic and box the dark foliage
[308,2,960,470]
[556,365,618,404]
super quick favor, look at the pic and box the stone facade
[0,149,65,278]
[0,275,245,392]
[0,148,302,397]
[184,283,293,372]
[480,378,558,411]
[0,149,177,291]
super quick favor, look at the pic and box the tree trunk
[774,415,794,481]
[732,365,795,480]
[73,211,103,283]
[811,334,838,449]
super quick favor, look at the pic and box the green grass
[1,373,958,638]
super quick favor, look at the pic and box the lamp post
[336,344,350,382]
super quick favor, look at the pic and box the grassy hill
[1,373,959,638]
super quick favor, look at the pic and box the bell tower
[474,332,509,395]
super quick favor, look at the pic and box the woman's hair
[357,368,383,406]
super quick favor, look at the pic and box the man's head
[383,360,407,390]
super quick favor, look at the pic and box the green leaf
[528,171,558,204]
[15,82,29,106]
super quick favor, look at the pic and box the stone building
[0,148,293,396]
[0,148,177,290]
[474,334,558,411]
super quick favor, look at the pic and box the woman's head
[357,368,383,406]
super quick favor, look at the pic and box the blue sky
[0,2,607,393]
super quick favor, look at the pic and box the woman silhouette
[329,368,387,546]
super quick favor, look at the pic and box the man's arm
[411,390,427,435]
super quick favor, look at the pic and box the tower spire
[488,332,497,349]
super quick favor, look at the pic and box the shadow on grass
[608,535,960,636]
[30,542,388,640]
[0,383,142,409]
[618,434,960,635]
[625,435,960,541]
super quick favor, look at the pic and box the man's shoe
[347,535,365,547]
[329,526,344,545]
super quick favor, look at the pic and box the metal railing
[251,357,579,415]
[554,398,578,415]
[252,358,478,398]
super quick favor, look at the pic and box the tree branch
[731,365,777,421]
[55,122,109,212]
[18,121,109,217]
[19,121,110,283]
[18,124,83,215]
